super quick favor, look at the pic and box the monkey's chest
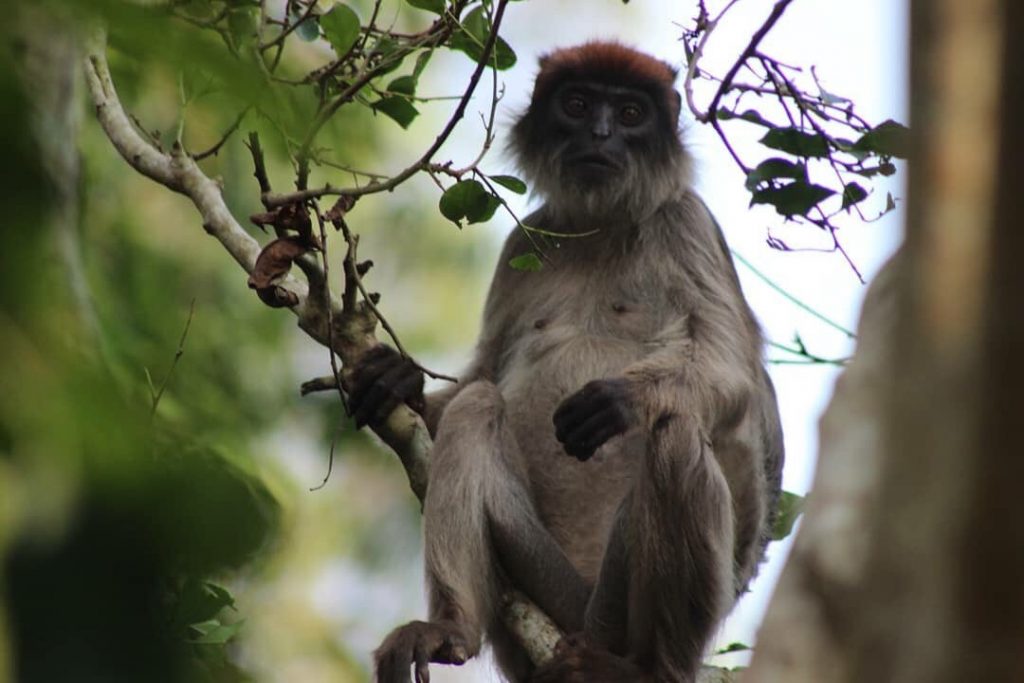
[497,301,662,582]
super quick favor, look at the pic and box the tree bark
[748,1,1024,681]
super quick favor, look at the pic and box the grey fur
[374,68,783,683]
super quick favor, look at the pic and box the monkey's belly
[499,334,648,584]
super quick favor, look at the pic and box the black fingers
[553,379,634,461]
[349,345,425,428]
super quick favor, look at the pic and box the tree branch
[84,25,561,667]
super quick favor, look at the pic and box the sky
[280,1,910,680]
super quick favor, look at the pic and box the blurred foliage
[1,1,498,681]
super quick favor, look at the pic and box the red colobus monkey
[351,41,784,683]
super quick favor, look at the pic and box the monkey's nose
[591,108,614,139]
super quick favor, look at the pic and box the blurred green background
[0,1,495,681]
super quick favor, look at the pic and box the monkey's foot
[530,633,651,683]
[373,620,471,683]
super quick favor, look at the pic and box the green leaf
[292,13,320,42]
[227,8,259,46]
[439,180,499,226]
[509,252,543,271]
[853,119,910,159]
[851,162,895,178]
[449,7,517,70]
[203,582,237,612]
[320,4,361,57]
[174,579,236,627]
[771,491,805,541]
[387,75,418,96]
[744,158,807,191]
[750,181,835,217]
[834,137,869,162]
[470,194,501,223]
[489,174,527,195]
[406,0,446,14]
[817,85,850,106]
[717,108,773,128]
[180,0,218,20]
[187,619,244,645]
[368,35,407,76]
[372,96,419,129]
[412,49,434,79]
[715,642,751,655]
[841,182,868,211]
[760,127,829,158]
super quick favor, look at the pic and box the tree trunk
[747,1,1024,681]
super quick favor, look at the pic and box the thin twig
[768,340,848,366]
[150,298,197,416]
[335,217,457,383]
[267,0,512,208]
[310,205,347,491]
[259,0,318,51]
[193,107,250,160]
[703,0,794,123]
[731,250,855,338]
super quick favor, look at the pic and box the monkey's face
[509,70,688,223]
[546,82,662,186]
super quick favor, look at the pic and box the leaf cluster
[682,3,909,278]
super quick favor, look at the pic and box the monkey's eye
[562,94,588,118]
[619,103,645,126]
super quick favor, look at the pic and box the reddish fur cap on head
[531,41,681,124]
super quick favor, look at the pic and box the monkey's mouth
[568,152,620,172]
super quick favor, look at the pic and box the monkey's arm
[348,347,490,436]
[554,318,758,460]
[352,225,527,435]
[623,326,756,433]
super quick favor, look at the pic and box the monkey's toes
[373,620,470,683]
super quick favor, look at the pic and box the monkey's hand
[349,345,425,428]
[553,379,634,461]
[530,633,651,683]
[374,620,471,683]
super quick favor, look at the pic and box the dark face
[546,81,664,183]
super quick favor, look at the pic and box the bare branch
[704,0,794,123]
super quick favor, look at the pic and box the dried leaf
[249,204,318,248]
[248,236,308,308]
[325,196,357,228]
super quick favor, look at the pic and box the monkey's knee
[441,380,505,424]
[433,380,509,464]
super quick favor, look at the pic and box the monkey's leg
[375,381,588,683]
[586,415,736,681]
